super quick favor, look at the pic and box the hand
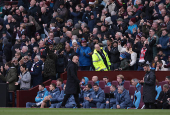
[85,97,90,101]
[1,66,3,73]
[117,105,120,109]
[106,101,109,104]
[70,7,73,12]
[39,18,41,22]
[69,2,72,6]
[88,52,93,55]
[89,98,93,102]
[6,82,9,84]
[6,25,10,29]
[139,80,144,83]
[160,101,163,103]
[132,27,136,34]
[119,68,122,71]
[97,14,100,18]
[79,30,82,34]
[154,36,157,39]
[15,82,18,85]
[18,76,21,79]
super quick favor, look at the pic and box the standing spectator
[118,53,129,71]
[139,64,156,109]
[23,55,32,71]
[76,39,92,71]
[30,55,43,87]
[3,38,12,63]
[15,64,31,90]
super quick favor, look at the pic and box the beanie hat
[12,15,18,21]
[134,5,138,9]
[89,0,96,5]
[48,39,53,45]
[72,39,77,45]
[130,18,136,23]
[105,17,113,25]
[81,39,87,43]
[81,0,87,6]
[136,32,143,39]
[120,53,126,59]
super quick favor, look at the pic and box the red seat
[141,86,143,95]
[129,86,136,101]
[112,81,118,87]
[63,80,67,84]
[81,86,85,90]
[124,81,130,90]
[161,81,169,88]
[104,86,110,93]
[99,81,106,90]
[88,81,94,86]
[45,86,50,91]
[51,80,57,85]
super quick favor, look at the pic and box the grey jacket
[18,71,31,90]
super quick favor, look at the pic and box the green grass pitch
[0,108,169,115]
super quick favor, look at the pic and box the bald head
[95,44,101,51]
[41,7,46,14]
[66,31,72,38]
[72,56,79,64]
[92,76,98,82]
[65,44,71,52]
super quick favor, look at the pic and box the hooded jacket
[35,88,49,102]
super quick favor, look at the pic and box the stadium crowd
[0,0,170,109]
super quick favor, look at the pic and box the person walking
[139,64,156,109]
[61,55,81,108]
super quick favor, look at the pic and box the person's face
[143,66,148,72]
[49,33,54,39]
[12,18,16,22]
[23,17,28,23]
[162,30,167,36]
[60,5,64,9]
[49,45,53,50]
[86,85,90,91]
[164,16,169,23]
[57,80,61,86]
[141,37,146,43]
[72,56,79,64]
[113,42,118,47]
[117,77,122,83]
[49,84,54,91]
[31,38,35,43]
[34,56,38,63]
[93,29,97,34]
[16,10,20,15]
[15,54,20,59]
[93,86,99,92]
[158,51,163,55]
[82,42,87,47]
[92,76,97,82]
[131,80,137,86]
[154,57,158,62]
[149,30,155,36]
[103,78,109,83]
[39,2,44,7]
[65,46,70,52]
[20,66,25,72]
[101,26,106,32]
[107,40,111,46]
[129,20,133,26]
[118,87,123,94]
[165,78,170,84]
[117,20,122,25]
[39,41,44,48]
[90,15,94,19]
[63,27,66,32]
[82,79,85,83]
[73,42,77,47]
[110,86,116,92]
[127,43,131,48]
[161,10,166,16]
[39,85,43,91]
[23,56,28,63]
[166,0,170,4]
[95,45,100,51]
[76,5,80,11]
[115,33,119,39]
[152,22,157,28]
[163,87,168,92]
[4,64,9,70]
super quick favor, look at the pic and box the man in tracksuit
[40,83,60,108]
[84,83,105,108]
[50,84,76,108]
[26,84,49,108]
[100,85,117,108]
[113,86,133,109]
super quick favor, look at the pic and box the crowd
[0,0,170,108]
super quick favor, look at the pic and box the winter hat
[105,17,113,25]
[72,39,77,45]
[35,32,40,38]
[81,0,87,6]
[40,55,46,59]
[81,39,87,43]
[67,19,73,24]
[90,12,94,16]
[160,23,167,28]
[147,20,153,25]
[3,38,8,45]
[130,18,136,23]
[12,15,18,21]
[48,39,53,45]
[93,37,99,41]
[136,32,143,39]
[89,0,96,5]
[134,5,138,9]
[120,53,126,59]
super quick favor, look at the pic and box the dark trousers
[111,63,120,71]
[145,102,155,109]
[157,102,170,109]
[61,94,81,108]
[80,66,90,71]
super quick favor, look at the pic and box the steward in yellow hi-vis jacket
[92,44,111,71]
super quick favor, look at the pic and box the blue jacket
[116,89,133,108]
[25,60,32,71]
[30,60,43,87]
[118,80,125,86]
[35,88,49,102]
[106,82,111,86]
[128,24,138,34]
[70,11,82,25]
[88,19,97,32]
[136,83,142,92]
[83,89,93,102]
[49,88,60,103]
[76,46,92,66]
[158,35,169,56]
[106,90,117,104]
[91,88,105,103]
[81,77,89,86]
[95,81,99,86]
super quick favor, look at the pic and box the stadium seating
[51,80,57,85]
[88,81,94,86]
[161,81,169,88]
[112,81,118,87]
[124,81,131,90]
[104,86,110,93]
[129,86,136,101]
[45,86,50,91]
[99,81,105,90]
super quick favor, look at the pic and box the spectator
[15,64,31,90]
[151,56,159,70]
[105,0,116,14]
[30,55,43,87]
[84,83,105,108]
[100,85,117,108]
[157,84,170,109]
[23,55,32,71]
[165,76,170,85]
[92,44,111,71]
[26,84,49,108]
[81,77,89,86]
[113,86,133,109]
[56,78,64,88]
[118,53,129,71]
[117,74,125,86]
[156,60,169,71]
[127,18,138,34]
[92,76,99,85]
[40,83,60,108]
[103,76,111,86]
[76,39,92,71]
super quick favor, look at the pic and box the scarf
[139,48,147,62]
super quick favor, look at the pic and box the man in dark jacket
[157,84,170,109]
[3,38,12,63]
[139,64,156,109]
[61,55,81,108]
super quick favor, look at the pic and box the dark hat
[113,40,118,44]
[130,18,136,23]
[136,32,143,39]
[81,0,87,6]
[0,22,3,26]
[96,19,102,23]
[93,37,99,41]
[117,18,123,21]
[90,12,94,16]
[40,55,46,59]
[12,15,18,21]
[24,15,29,19]
[59,2,65,6]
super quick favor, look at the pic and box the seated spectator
[15,64,31,90]
[157,50,166,61]
[84,83,105,108]
[26,84,48,108]
[156,60,169,71]
[81,84,93,108]
[81,77,89,86]
[103,76,111,86]
[131,78,142,92]
[92,76,99,85]
[50,84,76,108]
[113,86,133,109]
[100,85,117,109]
[56,78,64,88]
[157,84,170,109]
[165,76,170,85]
[117,53,129,71]
[117,74,125,86]
[151,56,159,70]
[164,56,170,70]
[40,83,60,108]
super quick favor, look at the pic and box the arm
[70,66,80,83]
[119,93,131,108]
[71,12,80,17]
[121,60,129,70]
[8,69,17,83]
[130,52,137,66]
[50,91,60,102]
[30,65,41,76]
[85,47,92,58]
[144,72,156,85]
[118,45,126,53]
[35,93,41,102]
[21,72,31,83]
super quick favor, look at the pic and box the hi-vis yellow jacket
[92,48,111,71]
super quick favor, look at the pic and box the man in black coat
[139,64,156,109]
[61,55,81,108]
